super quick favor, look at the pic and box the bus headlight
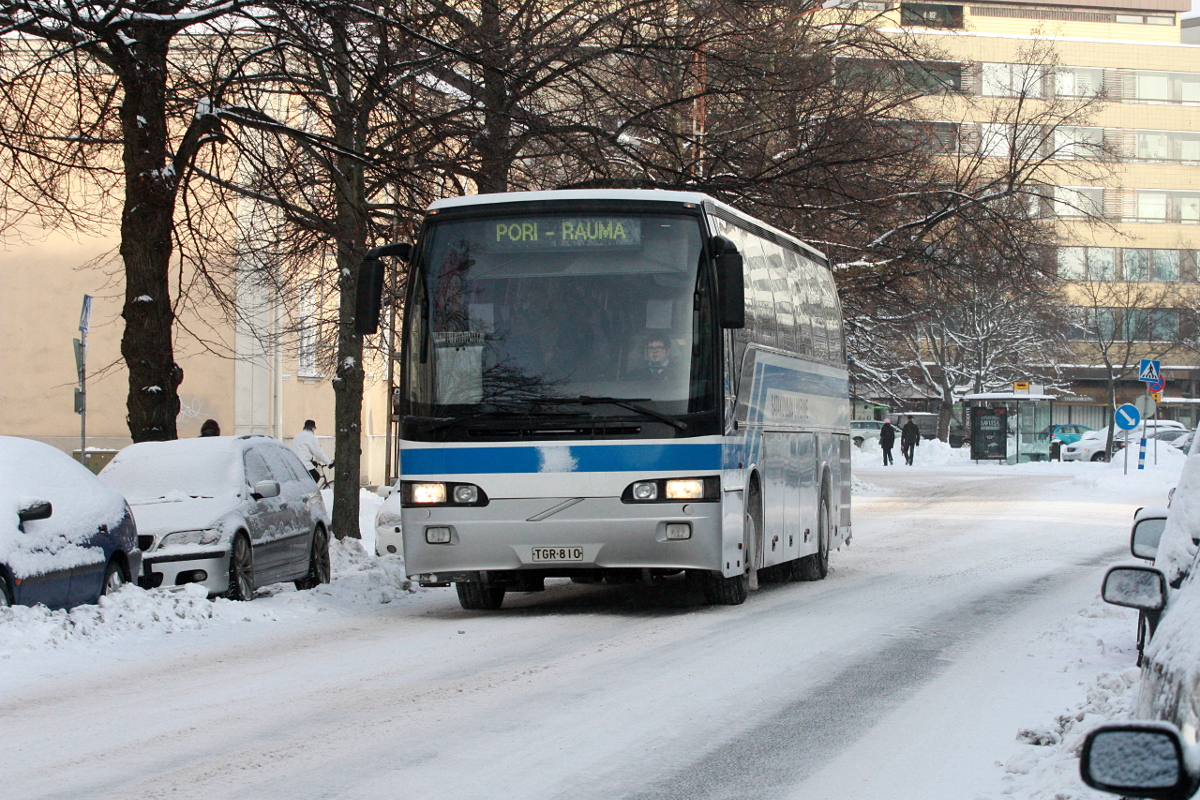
[632,482,658,501]
[623,476,719,503]
[410,482,446,504]
[401,481,488,507]
[665,479,704,500]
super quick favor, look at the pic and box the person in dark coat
[901,415,921,466]
[879,418,896,466]
[199,419,221,437]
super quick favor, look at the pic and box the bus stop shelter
[963,392,1056,464]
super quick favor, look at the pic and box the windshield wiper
[415,409,587,432]
[570,396,687,430]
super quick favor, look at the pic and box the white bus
[369,189,851,609]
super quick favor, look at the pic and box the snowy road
[1,459,1173,800]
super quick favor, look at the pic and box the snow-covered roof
[963,393,1057,401]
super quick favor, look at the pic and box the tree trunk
[118,38,182,442]
[329,20,369,540]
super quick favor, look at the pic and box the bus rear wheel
[795,495,831,581]
[456,581,505,610]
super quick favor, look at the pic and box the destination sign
[490,217,641,250]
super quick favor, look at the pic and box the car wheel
[795,495,831,581]
[228,533,254,601]
[852,436,864,447]
[101,559,127,596]
[0,571,12,607]
[456,581,505,610]
[294,525,331,591]
[703,481,759,605]
[1091,452,1109,462]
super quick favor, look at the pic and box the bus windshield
[403,211,717,425]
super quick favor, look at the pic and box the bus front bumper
[401,497,724,580]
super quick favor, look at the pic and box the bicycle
[313,462,335,490]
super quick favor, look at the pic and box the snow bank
[0,490,413,658]
[851,435,969,468]
[987,599,1142,800]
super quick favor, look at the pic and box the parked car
[1047,424,1092,445]
[99,435,330,600]
[0,436,141,609]
[1172,430,1198,455]
[375,483,403,557]
[1062,421,1186,462]
[1095,450,1200,794]
[895,412,968,447]
[850,419,885,447]
[1045,424,1092,460]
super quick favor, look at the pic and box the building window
[1133,190,1200,223]
[981,62,1046,98]
[297,284,321,378]
[1054,67,1104,97]
[1053,127,1104,160]
[901,3,964,27]
[1135,130,1200,162]
[1054,187,1103,219]
[1125,309,1180,341]
[1135,71,1200,104]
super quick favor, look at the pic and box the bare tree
[1067,278,1192,457]
[0,1,246,442]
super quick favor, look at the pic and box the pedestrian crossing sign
[1139,359,1161,383]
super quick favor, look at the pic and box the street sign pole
[76,295,92,469]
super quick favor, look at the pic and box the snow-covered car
[99,435,330,600]
[850,419,884,446]
[0,436,141,609]
[375,483,403,557]
[1098,449,1200,768]
[1062,421,1186,462]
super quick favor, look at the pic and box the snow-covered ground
[0,454,1184,800]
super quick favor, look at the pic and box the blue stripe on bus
[401,443,723,475]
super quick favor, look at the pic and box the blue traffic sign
[1115,403,1141,430]
[1139,359,1161,383]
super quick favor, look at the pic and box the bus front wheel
[703,482,761,605]
[456,581,505,610]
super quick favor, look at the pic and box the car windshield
[101,441,241,502]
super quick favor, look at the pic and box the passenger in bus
[879,418,896,466]
[627,336,678,382]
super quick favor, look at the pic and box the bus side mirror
[354,242,412,336]
[712,236,745,329]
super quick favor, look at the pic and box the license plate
[531,546,584,562]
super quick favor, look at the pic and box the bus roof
[427,189,827,264]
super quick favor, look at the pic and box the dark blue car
[1,436,141,610]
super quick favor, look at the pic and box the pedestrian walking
[879,418,896,466]
[291,419,332,483]
[901,415,921,466]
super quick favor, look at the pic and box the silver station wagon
[100,435,331,600]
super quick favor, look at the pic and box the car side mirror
[18,500,52,523]
[711,236,745,330]
[1080,722,1195,799]
[376,485,394,498]
[1132,508,1169,560]
[1102,565,1167,613]
[252,480,281,500]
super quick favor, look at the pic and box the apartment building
[875,0,1200,427]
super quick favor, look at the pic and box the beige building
[0,223,396,483]
[873,0,1200,427]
